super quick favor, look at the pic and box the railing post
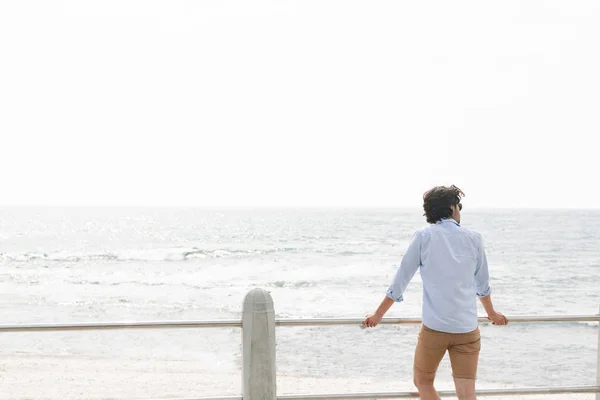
[242,288,276,400]
[597,305,600,400]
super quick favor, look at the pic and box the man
[363,185,507,400]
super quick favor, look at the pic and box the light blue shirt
[386,218,492,333]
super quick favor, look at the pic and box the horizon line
[1,204,599,211]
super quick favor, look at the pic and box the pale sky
[1,1,599,208]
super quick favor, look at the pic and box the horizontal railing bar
[132,386,600,400]
[277,318,420,327]
[147,397,242,400]
[277,315,600,326]
[1,314,597,333]
[277,385,600,399]
[0,320,242,332]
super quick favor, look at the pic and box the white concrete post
[242,288,276,400]
[597,305,600,400]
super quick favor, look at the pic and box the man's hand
[363,297,394,328]
[487,311,508,325]
[479,295,508,326]
[362,312,383,328]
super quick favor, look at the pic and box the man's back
[418,219,490,333]
[385,218,491,334]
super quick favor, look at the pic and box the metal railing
[1,315,599,332]
[1,288,599,400]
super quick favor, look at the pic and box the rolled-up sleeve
[386,231,422,302]
[474,234,492,297]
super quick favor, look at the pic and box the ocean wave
[0,251,119,262]
[334,251,371,256]
[268,280,317,288]
[0,247,302,263]
[67,280,216,291]
[577,321,599,327]
[0,246,375,263]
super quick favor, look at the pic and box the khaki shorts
[414,325,481,380]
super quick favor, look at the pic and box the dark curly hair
[423,185,465,224]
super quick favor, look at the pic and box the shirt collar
[437,218,460,226]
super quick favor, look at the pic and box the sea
[0,207,598,399]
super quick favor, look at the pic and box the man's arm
[363,232,422,328]
[479,293,496,315]
[373,296,395,319]
[475,234,508,325]
[474,234,492,298]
